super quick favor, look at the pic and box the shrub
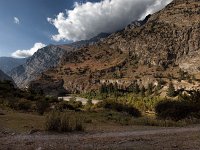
[100,101,141,117]
[45,111,61,131]
[75,117,84,131]
[45,111,85,132]
[60,113,71,132]
[155,100,200,121]
[167,82,176,97]
[56,101,82,111]
[17,99,32,111]
[36,99,49,115]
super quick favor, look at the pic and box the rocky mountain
[0,57,26,74]
[29,0,200,96]
[0,69,13,82]
[60,33,110,49]
[9,32,110,89]
[9,45,73,88]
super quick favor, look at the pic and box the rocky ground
[1,125,200,150]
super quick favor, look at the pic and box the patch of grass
[0,110,45,133]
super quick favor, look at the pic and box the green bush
[56,101,82,111]
[155,100,200,121]
[167,82,176,97]
[99,101,141,117]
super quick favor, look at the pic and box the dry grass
[0,109,45,133]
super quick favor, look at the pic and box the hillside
[0,57,26,74]
[9,33,110,89]
[0,70,13,81]
[30,0,200,95]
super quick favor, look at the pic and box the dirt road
[1,125,200,150]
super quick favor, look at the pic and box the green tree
[167,82,176,97]
[140,86,146,97]
[147,83,153,96]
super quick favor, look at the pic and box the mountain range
[7,33,110,88]
[28,0,200,96]
[1,0,199,97]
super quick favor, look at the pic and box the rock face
[9,33,110,89]
[0,57,26,74]
[0,70,13,81]
[104,0,200,71]
[9,45,73,88]
[67,33,110,48]
[31,0,200,94]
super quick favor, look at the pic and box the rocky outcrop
[104,0,200,72]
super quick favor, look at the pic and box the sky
[0,0,172,58]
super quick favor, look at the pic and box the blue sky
[0,0,99,57]
[0,0,172,58]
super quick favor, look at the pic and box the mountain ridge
[9,33,110,88]
[29,0,200,96]
[0,57,26,74]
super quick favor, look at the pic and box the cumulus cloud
[11,43,46,58]
[48,0,173,42]
[14,17,20,24]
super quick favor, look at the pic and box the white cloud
[14,17,20,24]
[11,43,46,58]
[48,0,173,42]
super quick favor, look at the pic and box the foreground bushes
[155,100,200,121]
[45,111,84,132]
[98,100,141,117]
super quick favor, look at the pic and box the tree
[133,82,140,94]
[156,79,162,91]
[36,99,49,115]
[140,86,146,97]
[167,82,175,97]
[147,83,153,96]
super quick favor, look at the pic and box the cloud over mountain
[11,43,46,58]
[48,0,172,42]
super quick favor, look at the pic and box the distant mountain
[9,45,73,88]
[0,69,13,81]
[0,57,26,74]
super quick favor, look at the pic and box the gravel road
[1,125,200,150]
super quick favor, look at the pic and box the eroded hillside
[30,0,200,96]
